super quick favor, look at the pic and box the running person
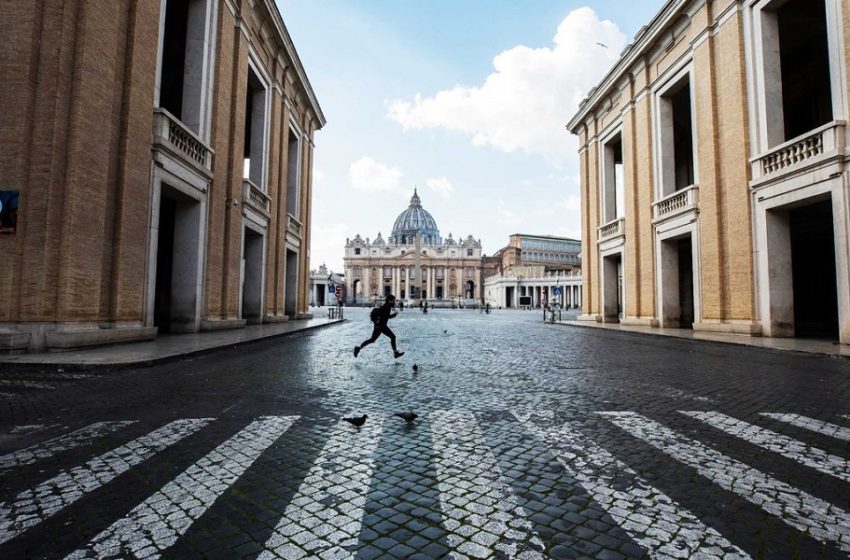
[354,294,404,358]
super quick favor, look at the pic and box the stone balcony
[750,121,846,187]
[152,108,212,174]
[287,214,303,239]
[598,217,625,242]
[242,179,271,217]
[653,184,699,222]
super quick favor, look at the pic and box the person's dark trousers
[359,324,398,352]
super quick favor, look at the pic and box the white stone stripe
[683,411,850,483]
[65,416,298,560]
[760,414,850,442]
[600,412,850,553]
[430,410,545,559]
[258,416,384,560]
[0,421,138,474]
[515,412,750,559]
[0,380,55,390]
[0,418,212,545]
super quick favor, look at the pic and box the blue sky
[276,1,665,272]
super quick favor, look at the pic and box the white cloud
[348,156,403,191]
[425,177,455,198]
[309,221,350,273]
[387,7,626,161]
[496,200,523,226]
[563,194,581,211]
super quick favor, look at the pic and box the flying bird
[395,412,418,424]
[343,415,368,427]
[596,42,608,48]
[412,364,419,372]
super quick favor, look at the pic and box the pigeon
[395,412,418,424]
[443,329,448,334]
[343,415,368,428]
[412,364,419,372]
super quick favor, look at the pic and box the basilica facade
[343,190,482,305]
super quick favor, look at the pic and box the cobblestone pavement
[1,308,849,559]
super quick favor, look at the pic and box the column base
[692,321,762,335]
[620,317,660,327]
[200,318,247,331]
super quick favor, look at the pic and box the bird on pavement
[412,364,418,372]
[395,412,418,424]
[443,329,447,334]
[343,415,368,427]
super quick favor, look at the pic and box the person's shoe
[394,351,405,359]
[354,346,361,358]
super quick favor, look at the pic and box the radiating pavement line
[0,421,138,474]
[65,416,299,560]
[599,411,850,554]
[683,411,850,483]
[514,412,750,559]
[258,416,384,560]
[430,410,545,559]
[0,418,213,545]
[760,413,850,442]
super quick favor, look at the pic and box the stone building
[0,0,324,353]
[343,190,483,306]
[310,265,344,307]
[568,0,850,343]
[483,234,582,309]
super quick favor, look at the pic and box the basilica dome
[390,189,441,245]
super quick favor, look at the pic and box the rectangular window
[158,0,212,135]
[243,66,268,187]
[354,248,361,255]
[602,133,625,222]
[383,267,391,278]
[466,248,473,256]
[773,0,833,142]
[286,127,301,216]
[657,71,696,197]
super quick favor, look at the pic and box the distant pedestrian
[354,295,404,359]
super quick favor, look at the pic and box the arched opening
[465,280,475,300]
[352,279,361,304]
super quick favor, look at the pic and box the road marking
[515,412,750,559]
[0,421,138,474]
[600,412,850,553]
[0,424,59,439]
[0,380,55,390]
[65,416,298,560]
[258,416,384,560]
[430,410,545,559]
[683,411,850,483]
[760,413,850,442]
[0,418,212,545]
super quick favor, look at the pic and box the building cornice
[261,0,327,128]
[566,0,713,133]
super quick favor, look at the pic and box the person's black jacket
[373,302,396,326]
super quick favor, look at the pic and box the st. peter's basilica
[343,190,483,305]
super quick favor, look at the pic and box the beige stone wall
[0,0,323,345]
[571,0,757,328]
[0,0,160,324]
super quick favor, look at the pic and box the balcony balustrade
[751,121,845,183]
[653,184,699,221]
[242,179,270,216]
[153,108,212,172]
[598,217,625,241]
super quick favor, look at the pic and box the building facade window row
[568,0,850,343]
